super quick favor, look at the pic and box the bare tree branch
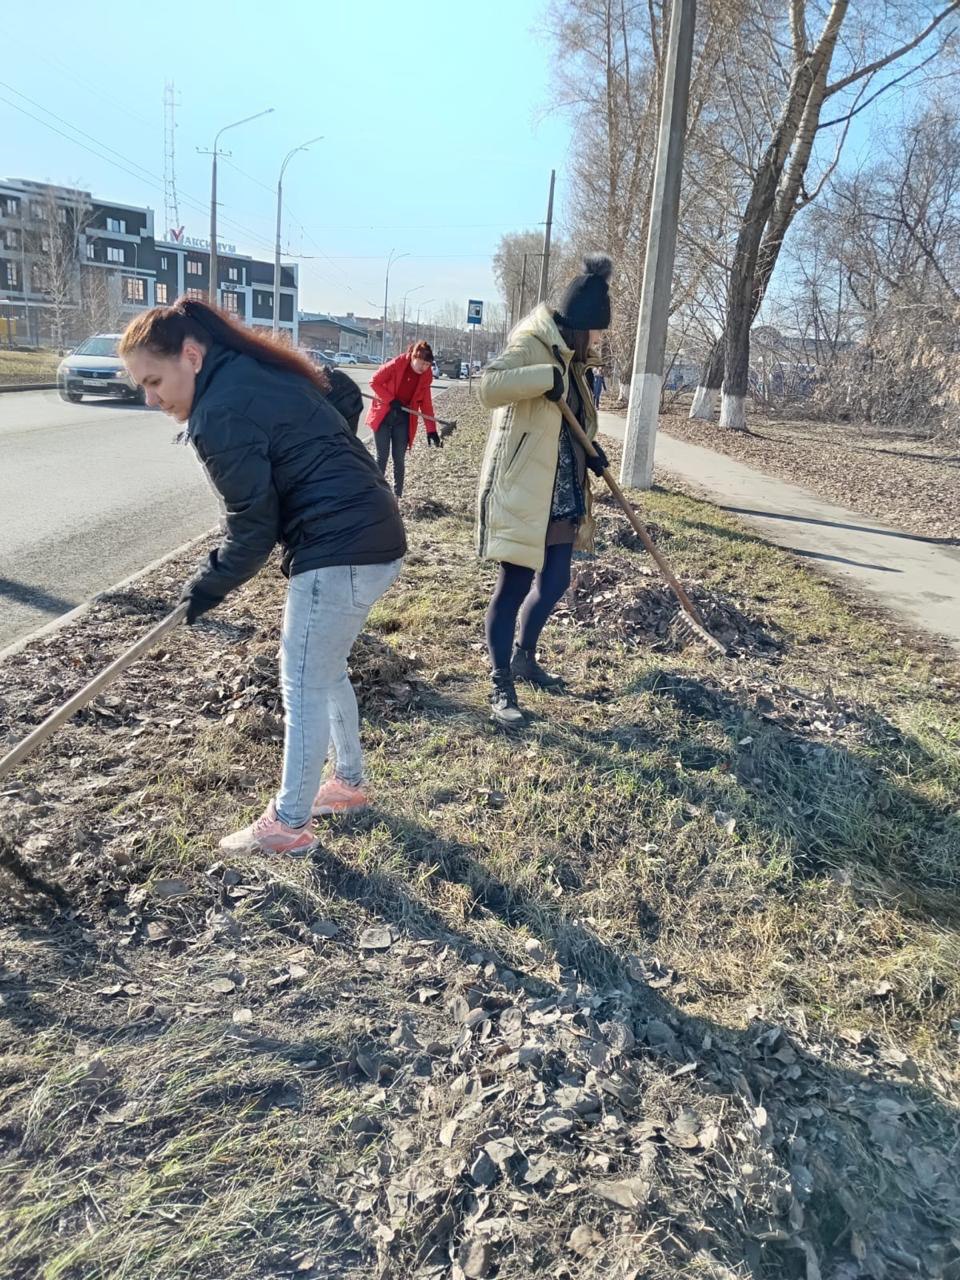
[825,2,960,98]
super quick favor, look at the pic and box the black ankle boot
[490,669,526,726]
[511,645,562,688]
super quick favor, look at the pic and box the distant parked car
[431,362,440,379]
[333,352,359,366]
[460,362,470,379]
[57,334,144,404]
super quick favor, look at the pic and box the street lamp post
[202,107,274,306]
[274,135,323,338]
[399,284,422,351]
[415,298,435,340]
[381,249,409,363]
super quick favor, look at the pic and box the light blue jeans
[275,559,403,827]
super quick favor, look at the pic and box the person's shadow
[306,803,960,1280]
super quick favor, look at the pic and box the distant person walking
[592,367,606,409]
[367,340,441,497]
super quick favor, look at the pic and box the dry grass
[1,389,959,1278]
[0,349,59,386]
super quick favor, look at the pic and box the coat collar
[512,303,573,360]
[190,341,235,415]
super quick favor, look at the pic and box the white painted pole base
[719,391,747,431]
[619,371,663,490]
[689,384,718,420]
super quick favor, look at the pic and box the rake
[360,392,458,438]
[555,398,727,656]
[0,603,189,783]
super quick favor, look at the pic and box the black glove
[179,582,220,625]
[390,398,404,410]
[427,431,443,449]
[545,368,565,402]
[585,440,610,477]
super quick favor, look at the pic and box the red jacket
[367,354,436,447]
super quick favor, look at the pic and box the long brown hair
[119,296,329,392]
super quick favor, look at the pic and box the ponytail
[119,296,330,392]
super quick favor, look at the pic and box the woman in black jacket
[120,297,406,856]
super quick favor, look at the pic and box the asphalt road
[0,366,400,650]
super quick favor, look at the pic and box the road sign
[467,299,483,326]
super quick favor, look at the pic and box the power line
[0,86,281,260]
[31,53,156,130]
[1,83,500,313]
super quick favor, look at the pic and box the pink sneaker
[312,777,369,817]
[219,800,319,856]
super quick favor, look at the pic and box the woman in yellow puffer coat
[477,255,613,726]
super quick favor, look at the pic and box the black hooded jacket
[184,344,406,604]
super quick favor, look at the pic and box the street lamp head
[215,106,274,149]
[280,136,325,184]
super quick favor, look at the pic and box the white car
[460,361,470,378]
[333,352,359,366]
[57,334,144,404]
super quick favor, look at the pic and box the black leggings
[375,410,408,496]
[485,542,574,671]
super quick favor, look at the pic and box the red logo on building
[169,227,185,242]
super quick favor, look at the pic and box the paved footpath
[598,412,960,653]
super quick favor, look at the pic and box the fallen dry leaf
[458,1238,492,1278]
[569,1224,603,1255]
[359,926,394,951]
[593,1176,652,1211]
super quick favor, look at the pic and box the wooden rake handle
[555,399,726,654]
[360,391,458,434]
[0,603,189,782]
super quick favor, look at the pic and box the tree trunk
[690,337,724,419]
[752,60,832,324]
[721,0,849,429]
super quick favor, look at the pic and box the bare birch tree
[33,188,91,351]
[690,0,960,429]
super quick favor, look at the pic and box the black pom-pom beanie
[555,254,614,331]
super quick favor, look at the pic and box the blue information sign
[467,299,483,326]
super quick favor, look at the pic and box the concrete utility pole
[619,0,695,489]
[274,136,322,337]
[537,169,555,303]
[201,107,273,306]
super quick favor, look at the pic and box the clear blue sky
[2,0,569,320]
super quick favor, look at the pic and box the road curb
[0,526,218,663]
[0,382,58,393]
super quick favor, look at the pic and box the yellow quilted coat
[476,304,598,571]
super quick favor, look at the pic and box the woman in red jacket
[367,339,440,496]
